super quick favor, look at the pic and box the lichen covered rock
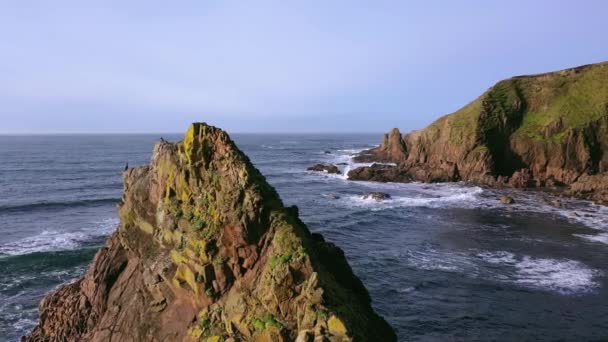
[24,123,395,342]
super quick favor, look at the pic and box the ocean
[1,134,608,341]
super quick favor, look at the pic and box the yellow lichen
[172,230,183,244]
[174,264,199,293]
[328,315,347,336]
[170,250,188,265]
[187,240,208,262]
[188,325,203,339]
[136,218,155,234]
[163,230,174,244]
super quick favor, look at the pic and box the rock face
[352,62,608,203]
[25,123,395,342]
[354,128,407,163]
[347,164,412,183]
[307,164,341,174]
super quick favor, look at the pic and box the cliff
[352,62,608,202]
[25,123,395,342]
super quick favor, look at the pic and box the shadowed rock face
[24,123,396,342]
[351,62,608,203]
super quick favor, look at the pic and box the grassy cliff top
[422,61,608,144]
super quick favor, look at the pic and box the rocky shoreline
[346,62,608,204]
[348,131,608,204]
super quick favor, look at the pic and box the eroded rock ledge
[24,123,396,342]
[351,62,608,203]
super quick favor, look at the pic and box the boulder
[307,163,341,174]
[500,196,515,204]
[361,192,391,201]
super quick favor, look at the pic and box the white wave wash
[0,217,118,256]
[477,251,601,295]
[340,186,484,211]
[322,146,608,235]
[573,232,608,245]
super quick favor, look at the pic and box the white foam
[372,247,478,274]
[0,217,118,256]
[316,144,608,234]
[573,233,608,245]
[475,190,608,232]
[0,230,88,255]
[336,148,370,153]
[477,251,601,295]
[514,257,599,294]
[12,317,38,331]
[340,186,483,211]
[477,251,517,264]
[317,147,372,180]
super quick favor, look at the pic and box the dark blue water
[1,134,608,341]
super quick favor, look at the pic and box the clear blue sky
[1,0,607,133]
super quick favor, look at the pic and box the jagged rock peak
[355,127,408,163]
[24,123,396,342]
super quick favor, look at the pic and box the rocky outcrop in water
[351,62,608,203]
[347,164,412,183]
[361,192,391,201]
[307,164,341,174]
[25,123,395,342]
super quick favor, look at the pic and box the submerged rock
[361,192,391,201]
[307,163,341,174]
[24,123,395,342]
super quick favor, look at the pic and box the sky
[1,0,607,134]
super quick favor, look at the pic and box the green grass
[512,63,608,141]
[252,314,283,331]
[190,216,205,231]
[268,253,292,269]
[421,62,608,145]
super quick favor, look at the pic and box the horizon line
[0,131,387,136]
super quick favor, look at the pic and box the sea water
[1,134,607,341]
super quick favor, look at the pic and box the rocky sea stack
[352,62,608,203]
[25,123,395,342]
